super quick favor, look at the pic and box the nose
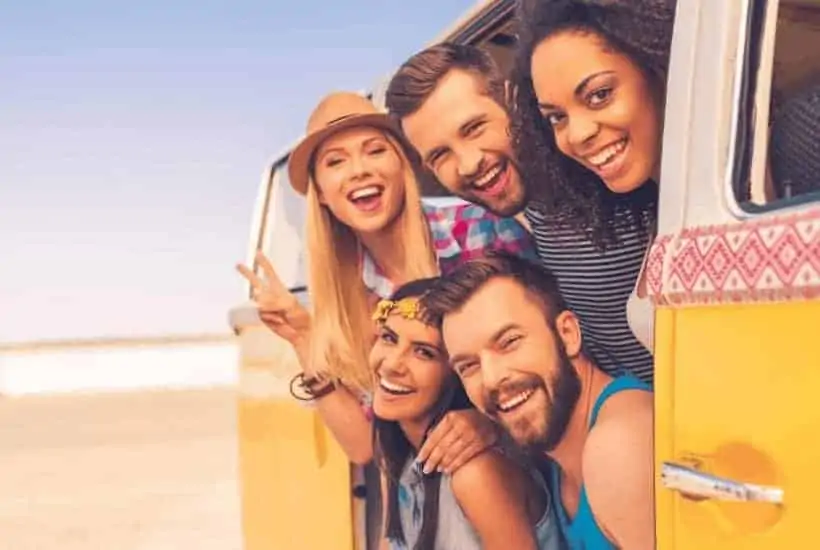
[378,347,406,377]
[479,351,508,391]
[566,111,599,151]
[455,144,483,179]
[349,152,372,181]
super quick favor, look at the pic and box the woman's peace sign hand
[236,250,311,349]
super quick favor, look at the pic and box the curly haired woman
[510,0,677,388]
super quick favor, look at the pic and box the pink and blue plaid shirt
[361,201,537,298]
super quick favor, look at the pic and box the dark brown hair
[385,42,506,120]
[372,277,473,550]
[510,0,675,247]
[421,252,568,327]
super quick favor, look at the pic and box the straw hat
[287,92,402,195]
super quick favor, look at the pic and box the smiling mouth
[471,161,509,196]
[379,378,414,396]
[496,387,536,413]
[586,138,628,172]
[347,185,384,205]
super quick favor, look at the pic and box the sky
[1,0,478,343]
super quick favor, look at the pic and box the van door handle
[661,462,783,504]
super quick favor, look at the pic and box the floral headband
[372,297,423,323]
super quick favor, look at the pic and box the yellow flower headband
[372,297,423,323]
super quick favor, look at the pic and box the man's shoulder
[587,385,653,454]
[582,384,653,497]
[580,382,655,548]
[422,199,494,229]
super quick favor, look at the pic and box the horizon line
[0,332,236,353]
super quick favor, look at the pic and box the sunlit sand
[0,387,242,549]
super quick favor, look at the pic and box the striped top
[525,205,655,385]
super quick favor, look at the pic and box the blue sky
[1,0,476,343]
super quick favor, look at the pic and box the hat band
[324,113,358,126]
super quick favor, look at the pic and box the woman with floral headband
[371,278,563,550]
[237,91,536,473]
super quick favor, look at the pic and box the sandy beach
[0,387,242,550]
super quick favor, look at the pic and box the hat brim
[287,113,402,196]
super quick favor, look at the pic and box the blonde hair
[305,131,438,394]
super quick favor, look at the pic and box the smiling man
[421,253,655,550]
[386,43,528,217]
[385,43,656,387]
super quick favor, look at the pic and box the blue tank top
[550,375,651,550]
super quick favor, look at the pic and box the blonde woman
[238,91,535,471]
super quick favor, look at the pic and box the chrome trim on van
[723,0,756,220]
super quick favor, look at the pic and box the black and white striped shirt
[525,205,655,385]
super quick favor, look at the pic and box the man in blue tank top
[422,253,654,550]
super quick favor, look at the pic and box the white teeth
[498,389,535,412]
[350,186,382,200]
[379,379,413,394]
[588,139,627,167]
[474,165,502,188]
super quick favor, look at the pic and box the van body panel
[650,207,820,548]
[235,323,356,550]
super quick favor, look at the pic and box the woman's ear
[553,310,583,358]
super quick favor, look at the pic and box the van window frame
[726,0,820,216]
[248,155,308,298]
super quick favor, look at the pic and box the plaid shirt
[362,200,537,298]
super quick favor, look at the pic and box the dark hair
[421,252,568,326]
[372,277,473,550]
[385,42,506,120]
[510,0,676,246]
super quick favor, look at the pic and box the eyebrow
[448,323,518,364]
[381,322,442,353]
[537,70,616,110]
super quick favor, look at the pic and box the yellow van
[229,0,820,548]
[650,0,820,548]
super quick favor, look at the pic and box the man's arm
[583,395,655,550]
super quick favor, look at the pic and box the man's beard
[484,342,581,453]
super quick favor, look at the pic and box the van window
[261,159,308,296]
[732,0,820,210]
